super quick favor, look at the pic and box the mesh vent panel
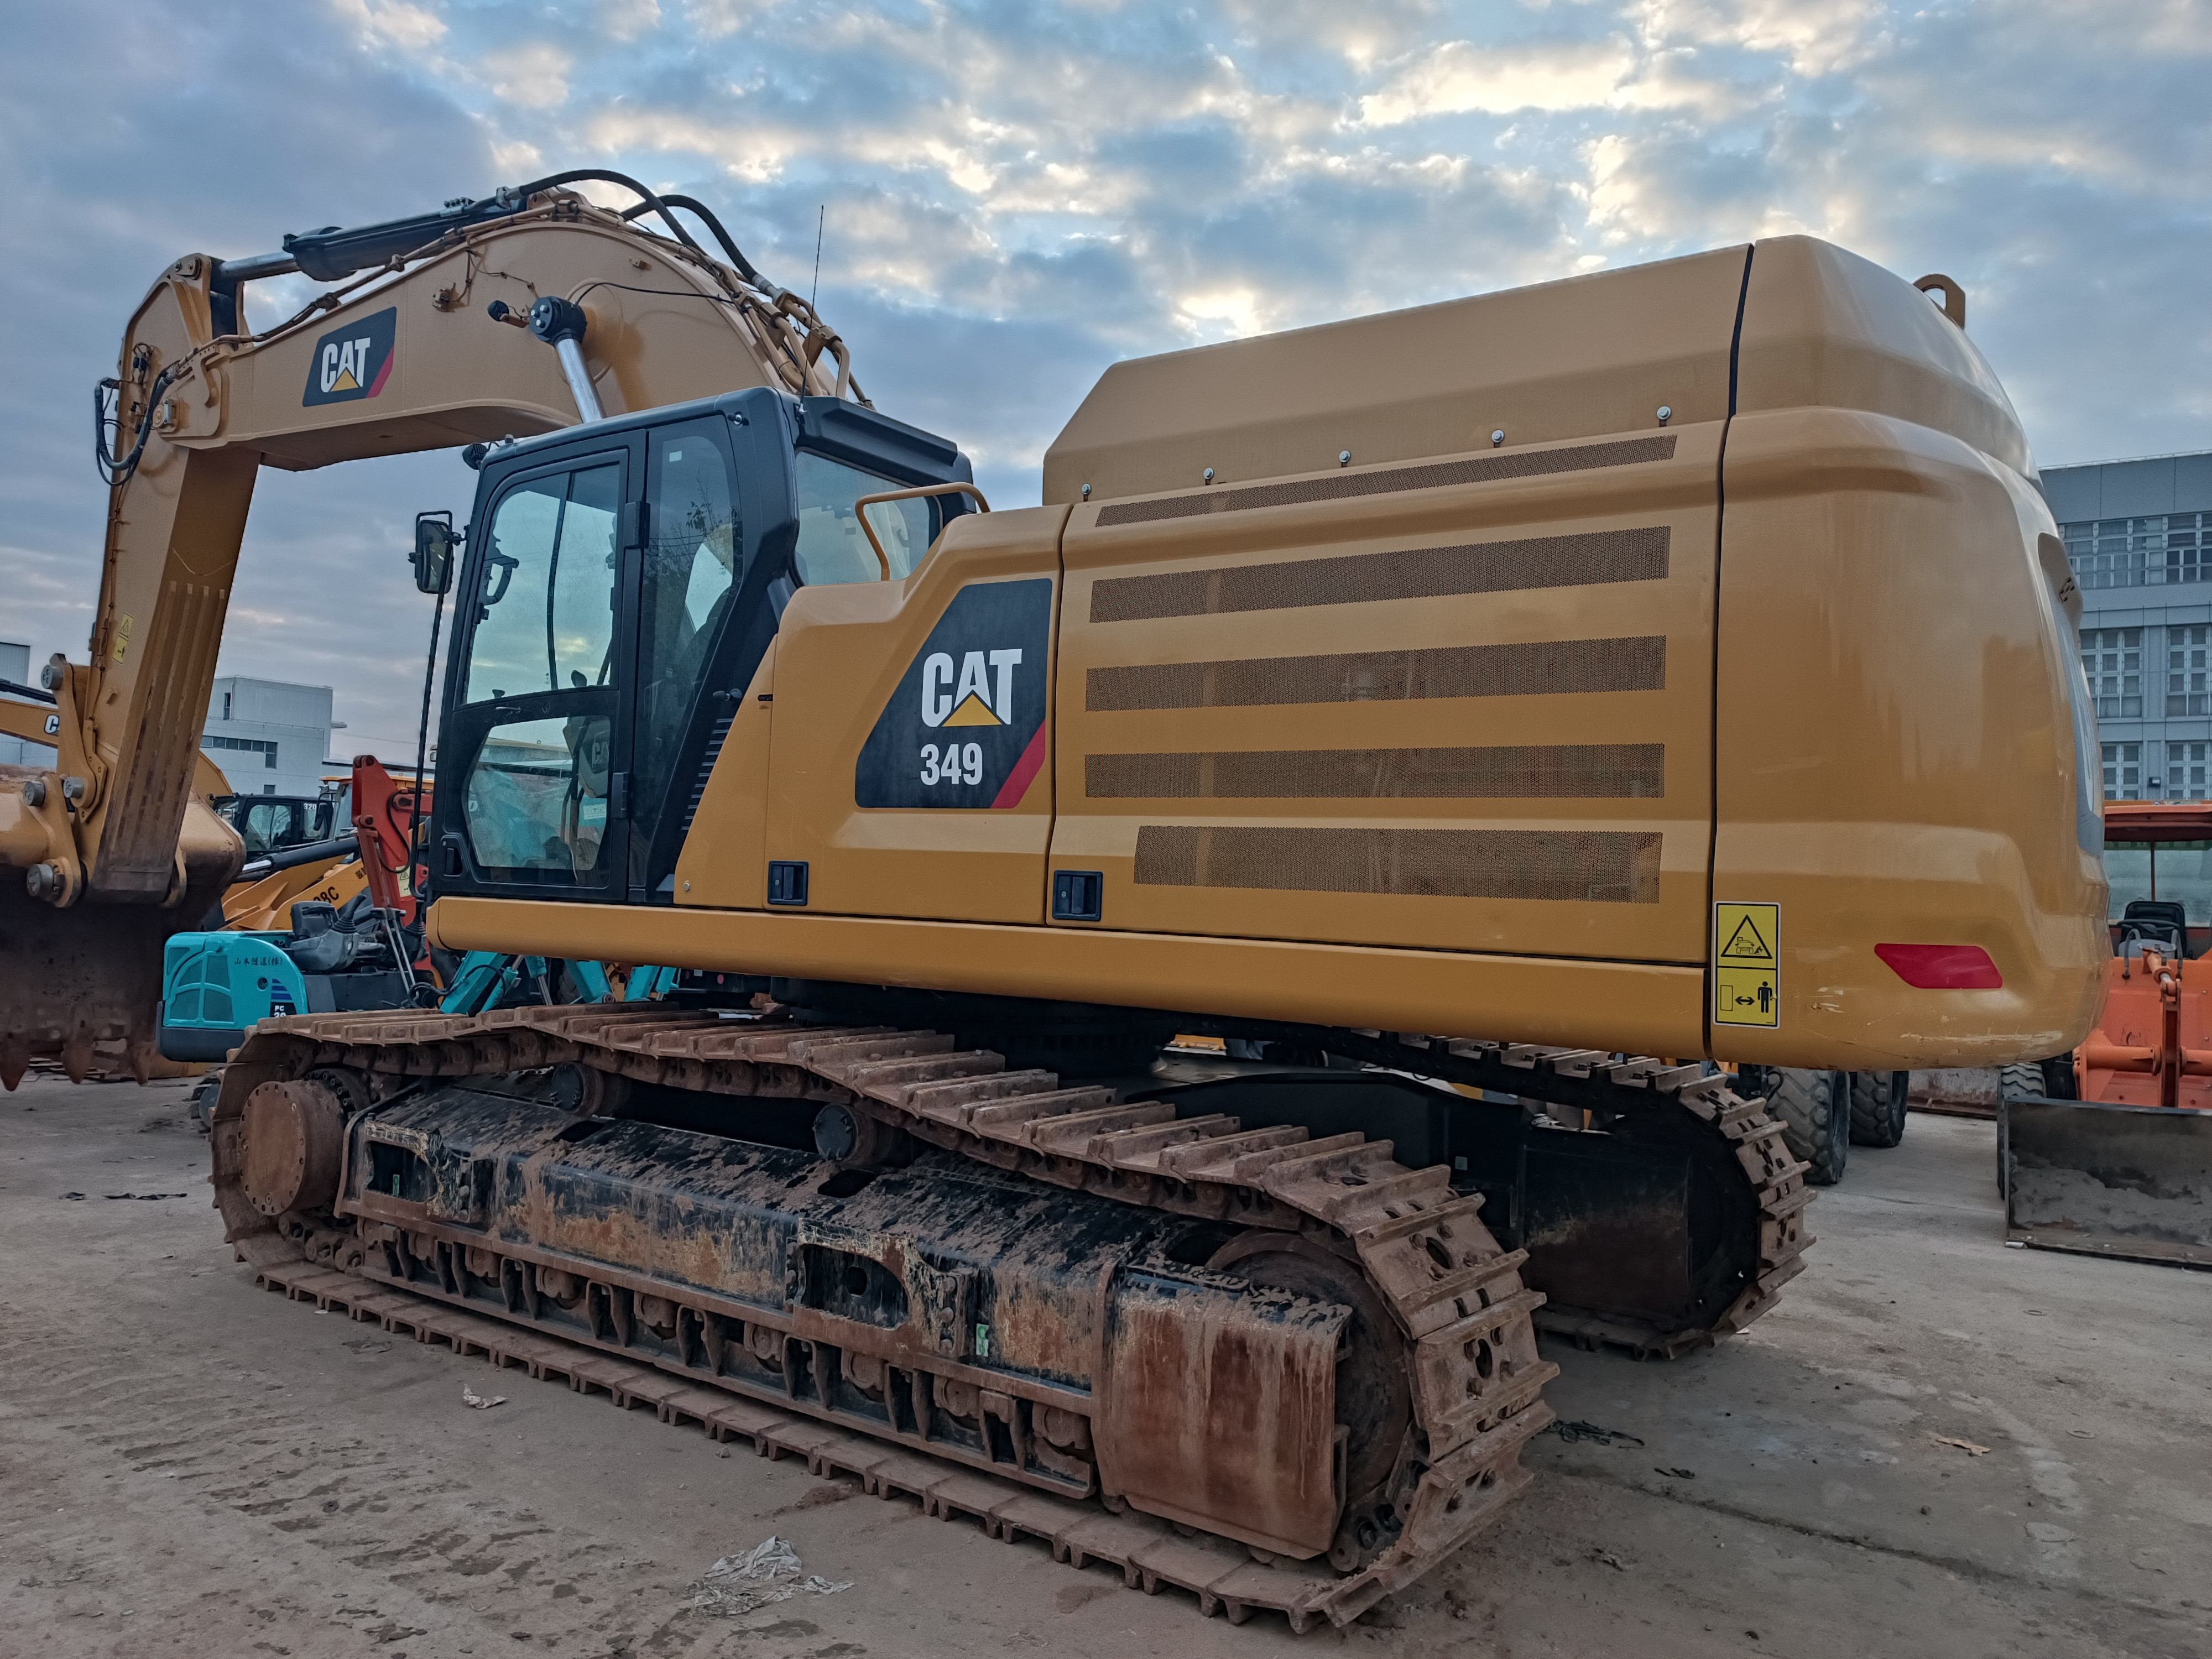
[679,711,735,837]
[1133,825,1662,904]
[1093,436,1677,529]
[1088,526,1669,624]
[1086,636,1666,711]
[1086,744,1663,800]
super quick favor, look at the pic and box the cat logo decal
[301,307,397,406]
[857,579,1051,810]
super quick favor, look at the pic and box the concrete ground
[2,1074,2206,1659]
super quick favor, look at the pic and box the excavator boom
[0,173,855,1082]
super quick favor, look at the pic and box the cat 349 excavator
[0,173,2105,1627]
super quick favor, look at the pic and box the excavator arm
[0,174,862,1083]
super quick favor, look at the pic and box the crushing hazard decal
[856,578,1052,810]
[1713,901,1780,1027]
[301,306,397,405]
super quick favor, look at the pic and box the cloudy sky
[3,0,2208,763]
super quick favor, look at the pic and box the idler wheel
[241,1078,346,1218]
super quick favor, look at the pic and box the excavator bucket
[2000,1094,2212,1268]
[0,880,179,1086]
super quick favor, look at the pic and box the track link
[211,1005,1563,1629]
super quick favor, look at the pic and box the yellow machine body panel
[427,234,2105,1072]
[754,505,1067,924]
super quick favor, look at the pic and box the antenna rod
[811,205,825,311]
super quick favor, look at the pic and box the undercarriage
[211,997,1807,1627]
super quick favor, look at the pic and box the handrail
[849,482,992,580]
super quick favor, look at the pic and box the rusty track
[208,1005,1806,1626]
[246,1254,1517,1630]
[210,1004,1566,1629]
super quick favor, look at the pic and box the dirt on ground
[2,1074,2206,1658]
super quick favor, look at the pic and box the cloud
[328,0,448,54]
[1358,39,1637,124]
[486,42,575,109]
[4,0,2211,775]
[601,0,662,41]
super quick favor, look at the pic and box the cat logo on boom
[301,307,397,406]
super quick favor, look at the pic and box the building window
[2104,741,2143,800]
[2168,741,2211,801]
[2083,627,2143,718]
[222,691,232,720]
[2064,513,2212,589]
[202,734,279,769]
[2171,625,2212,716]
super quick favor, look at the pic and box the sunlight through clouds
[1356,40,1639,124]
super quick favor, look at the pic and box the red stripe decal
[991,722,1050,810]
[368,349,394,398]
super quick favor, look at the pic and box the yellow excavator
[0,173,2105,1628]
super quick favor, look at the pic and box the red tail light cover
[1875,942,2003,989]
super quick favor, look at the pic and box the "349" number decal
[919,742,983,787]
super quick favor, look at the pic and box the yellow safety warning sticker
[1714,900,1780,1027]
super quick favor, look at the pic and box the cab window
[794,451,939,585]
[465,465,621,703]
[2106,837,2212,925]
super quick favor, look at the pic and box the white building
[0,640,56,768]
[202,676,340,797]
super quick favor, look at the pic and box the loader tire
[1848,1070,1910,1147]
[1996,1062,2053,1199]
[1768,1068,1849,1185]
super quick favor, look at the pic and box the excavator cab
[427,388,974,908]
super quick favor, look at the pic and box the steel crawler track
[1290,1030,1816,1354]
[209,1005,1804,1625]
[244,1254,1526,1631]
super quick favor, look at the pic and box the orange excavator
[2000,800,2212,1265]
[215,754,431,932]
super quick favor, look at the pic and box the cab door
[624,414,774,902]
[436,448,637,898]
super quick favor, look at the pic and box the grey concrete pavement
[2,1074,2205,1657]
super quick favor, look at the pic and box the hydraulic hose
[622,192,772,291]
[93,362,187,487]
[508,169,706,257]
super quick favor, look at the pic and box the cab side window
[793,452,938,585]
[465,466,620,702]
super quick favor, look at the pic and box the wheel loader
[1999,799,2212,1267]
[0,173,2105,1626]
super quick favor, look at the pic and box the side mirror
[412,511,458,595]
